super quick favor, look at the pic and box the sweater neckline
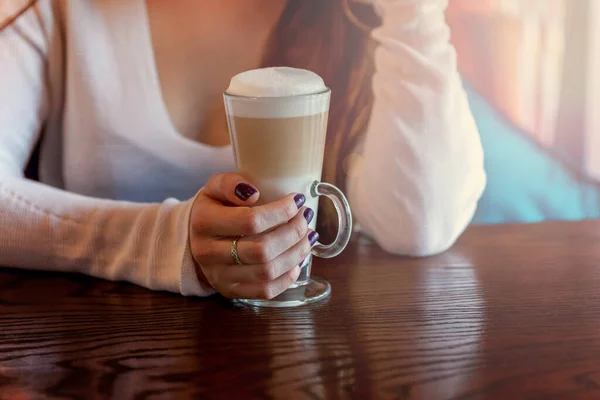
[136,0,232,155]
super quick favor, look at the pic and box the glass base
[235,277,331,308]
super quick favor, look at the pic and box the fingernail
[235,183,257,201]
[308,231,319,246]
[294,193,306,209]
[303,208,314,224]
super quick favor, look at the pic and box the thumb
[202,172,260,206]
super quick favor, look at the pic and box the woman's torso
[47,0,281,202]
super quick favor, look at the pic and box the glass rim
[223,87,331,101]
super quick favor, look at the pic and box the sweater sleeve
[347,0,486,256]
[0,1,214,296]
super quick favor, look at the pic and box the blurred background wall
[444,0,600,224]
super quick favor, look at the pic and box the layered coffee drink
[224,67,352,307]
[225,67,330,228]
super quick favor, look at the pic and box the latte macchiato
[225,67,330,227]
[223,67,352,307]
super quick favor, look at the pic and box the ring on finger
[231,235,244,265]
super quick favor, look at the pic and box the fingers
[226,266,302,300]
[192,192,307,237]
[220,227,315,284]
[195,206,314,265]
[237,206,314,265]
[202,172,260,206]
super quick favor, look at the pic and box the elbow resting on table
[352,175,486,258]
[367,207,477,257]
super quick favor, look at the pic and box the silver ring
[231,236,244,265]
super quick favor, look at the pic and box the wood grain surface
[2,221,600,399]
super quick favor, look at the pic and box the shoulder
[1,0,145,37]
[0,0,66,36]
[0,0,37,31]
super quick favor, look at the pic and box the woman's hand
[189,173,319,300]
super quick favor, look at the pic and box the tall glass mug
[223,67,352,307]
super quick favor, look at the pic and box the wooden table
[2,221,600,399]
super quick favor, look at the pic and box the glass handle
[310,181,353,259]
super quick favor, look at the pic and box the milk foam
[225,67,330,118]
[227,67,326,97]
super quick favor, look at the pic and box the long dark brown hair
[261,0,380,238]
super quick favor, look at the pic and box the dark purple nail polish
[303,208,314,224]
[308,231,319,246]
[294,193,306,209]
[235,183,257,201]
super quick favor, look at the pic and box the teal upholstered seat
[464,83,600,224]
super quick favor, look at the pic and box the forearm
[0,174,214,296]
[348,0,486,256]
